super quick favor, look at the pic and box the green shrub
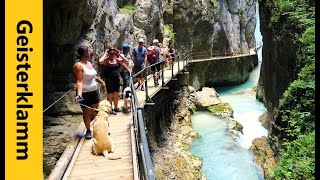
[272,132,315,179]
[268,0,315,179]
[164,24,175,45]
[119,4,135,14]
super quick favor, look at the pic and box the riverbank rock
[226,118,244,135]
[235,88,256,95]
[152,87,206,179]
[250,136,278,179]
[208,102,234,118]
[258,111,272,130]
[190,87,221,110]
[43,115,83,177]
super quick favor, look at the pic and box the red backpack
[147,49,157,64]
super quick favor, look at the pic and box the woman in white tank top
[74,45,106,140]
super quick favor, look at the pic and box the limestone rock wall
[256,0,299,110]
[173,0,257,57]
[44,0,164,116]
[188,55,258,91]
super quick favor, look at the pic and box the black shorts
[171,55,175,61]
[79,88,100,108]
[133,66,146,78]
[105,77,120,93]
[151,63,160,72]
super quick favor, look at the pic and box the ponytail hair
[76,45,88,59]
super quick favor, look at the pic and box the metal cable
[43,86,75,113]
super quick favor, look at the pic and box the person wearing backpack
[132,38,147,91]
[119,43,133,99]
[149,39,161,86]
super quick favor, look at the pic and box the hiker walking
[132,38,147,91]
[119,43,133,99]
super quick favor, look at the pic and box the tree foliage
[267,0,315,179]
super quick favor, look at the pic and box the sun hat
[152,39,159,44]
[148,46,154,51]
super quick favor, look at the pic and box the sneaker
[141,84,144,91]
[111,109,117,115]
[114,108,121,112]
[118,94,123,99]
[85,130,92,140]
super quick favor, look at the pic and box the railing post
[144,68,149,101]
[171,60,174,78]
[161,62,164,87]
[177,57,179,73]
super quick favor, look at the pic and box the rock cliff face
[256,0,299,110]
[43,0,164,99]
[188,55,258,91]
[173,0,257,56]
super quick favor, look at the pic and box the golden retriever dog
[91,99,121,160]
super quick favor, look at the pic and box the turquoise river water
[189,3,267,179]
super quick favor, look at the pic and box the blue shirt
[133,46,147,66]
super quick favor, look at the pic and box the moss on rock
[208,102,234,117]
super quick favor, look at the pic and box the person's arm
[95,76,106,90]
[118,53,128,62]
[161,48,166,58]
[117,51,132,72]
[99,50,108,64]
[143,48,147,67]
[119,60,132,73]
[131,48,136,64]
[74,63,83,101]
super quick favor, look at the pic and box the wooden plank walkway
[60,61,186,180]
[51,51,258,180]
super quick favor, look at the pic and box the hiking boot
[111,109,117,115]
[85,130,92,140]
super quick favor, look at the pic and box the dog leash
[80,103,111,114]
[79,103,100,112]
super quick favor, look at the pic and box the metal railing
[45,46,260,179]
[128,55,187,180]
[128,48,260,179]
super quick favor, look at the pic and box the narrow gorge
[43,0,315,179]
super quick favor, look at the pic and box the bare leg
[91,103,99,119]
[107,93,113,109]
[113,92,119,109]
[82,108,92,130]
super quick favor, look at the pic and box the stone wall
[173,0,257,56]
[188,55,258,91]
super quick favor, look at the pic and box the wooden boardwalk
[54,61,186,180]
[49,50,258,180]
